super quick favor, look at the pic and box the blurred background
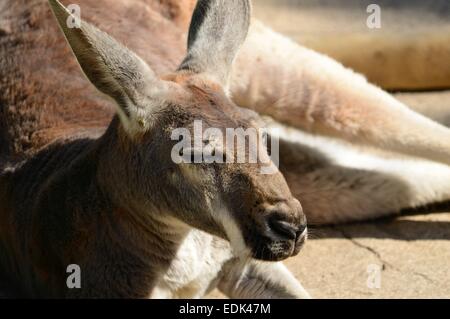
[254,0,450,91]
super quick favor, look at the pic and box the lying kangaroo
[0,0,449,298]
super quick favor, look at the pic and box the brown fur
[0,0,308,298]
[0,0,194,163]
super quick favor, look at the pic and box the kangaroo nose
[268,216,307,240]
[266,199,307,241]
[268,217,298,240]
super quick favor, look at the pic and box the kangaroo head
[49,0,307,261]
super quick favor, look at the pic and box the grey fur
[179,0,252,87]
[48,0,166,130]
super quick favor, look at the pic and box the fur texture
[0,0,308,298]
[0,0,449,299]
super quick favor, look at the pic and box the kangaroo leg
[232,21,450,166]
[218,258,310,299]
[277,128,450,225]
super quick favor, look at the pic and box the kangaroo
[0,0,310,298]
[0,0,449,298]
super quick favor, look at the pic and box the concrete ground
[289,212,450,299]
[208,1,450,299]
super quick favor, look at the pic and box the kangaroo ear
[178,0,251,89]
[48,0,168,133]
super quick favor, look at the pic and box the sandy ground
[208,1,450,299]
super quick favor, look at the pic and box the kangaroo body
[1,0,449,298]
[0,124,305,298]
